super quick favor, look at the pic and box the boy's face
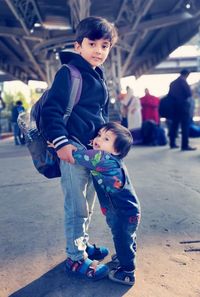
[75,38,111,68]
[92,128,119,155]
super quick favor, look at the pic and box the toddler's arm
[73,149,118,172]
[73,149,125,191]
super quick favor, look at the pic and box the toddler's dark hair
[75,16,118,46]
[100,122,133,158]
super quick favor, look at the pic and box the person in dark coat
[168,69,196,151]
[0,91,6,139]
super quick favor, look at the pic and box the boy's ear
[74,41,81,53]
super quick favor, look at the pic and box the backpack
[189,123,200,137]
[156,125,167,146]
[141,120,159,145]
[18,64,82,179]
[159,95,175,119]
[141,120,167,146]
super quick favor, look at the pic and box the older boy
[41,17,118,280]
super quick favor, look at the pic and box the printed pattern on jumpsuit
[73,149,140,218]
[73,149,124,193]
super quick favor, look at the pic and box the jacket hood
[59,51,105,79]
[59,51,79,64]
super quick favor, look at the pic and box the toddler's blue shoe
[86,244,109,261]
[66,257,109,280]
[109,267,135,286]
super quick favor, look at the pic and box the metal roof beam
[68,0,91,29]
[115,0,128,24]
[0,38,24,62]
[132,1,198,77]
[123,12,193,35]
[115,42,132,53]
[79,0,91,21]
[121,0,154,76]
[0,26,45,41]
[33,35,75,54]
[116,0,145,28]
[20,39,46,81]
[5,0,43,35]
[134,22,199,78]
[0,38,36,78]
[155,56,199,69]
[0,57,29,83]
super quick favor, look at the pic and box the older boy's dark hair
[101,122,133,158]
[75,16,118,46]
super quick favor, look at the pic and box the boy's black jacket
[41,52,109,150]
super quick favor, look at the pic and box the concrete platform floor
[0,137,200,297]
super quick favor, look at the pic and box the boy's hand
[57,144,77,164]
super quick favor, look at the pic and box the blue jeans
[12,123,25,145]
[93,164,140,271]
[60,143,96,261]
[106,208,139,271]
[169,112,190,149]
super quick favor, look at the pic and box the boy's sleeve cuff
[52,136,70,151]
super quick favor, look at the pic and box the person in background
[168,69,196,151]
[121,86,142,131]
[0,91,6,110]
[119,92,128,128]
[11,100,25,145]
[0,91,6,139]
[140,88,160,124]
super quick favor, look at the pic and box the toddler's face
[92,128,118,155]
[75,37,111,68]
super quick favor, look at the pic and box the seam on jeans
[68,163,76,255]
[61,160,76,256]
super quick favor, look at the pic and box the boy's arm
[57,144,77,164]
[41,66,72,151]
[48,141,77,163]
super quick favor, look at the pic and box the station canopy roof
[0,0,200,83]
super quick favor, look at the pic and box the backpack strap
[62,64,82,123]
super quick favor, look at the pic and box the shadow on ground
[9,261,130,297]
